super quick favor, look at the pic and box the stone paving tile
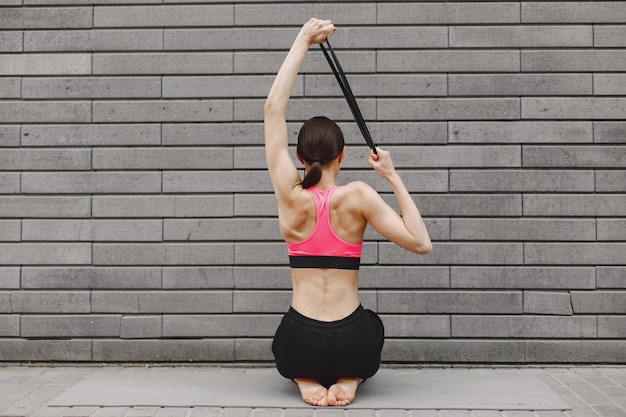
[1,367,626,417]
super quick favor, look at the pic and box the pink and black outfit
[272,186,384,388]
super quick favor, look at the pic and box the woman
[264,18,432,407]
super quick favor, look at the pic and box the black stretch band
[289,255,360,270]
[320,39,377,155]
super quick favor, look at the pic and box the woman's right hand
[297,18,336,46]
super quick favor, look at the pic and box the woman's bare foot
[328,377,362,407]
[294,378,331,406]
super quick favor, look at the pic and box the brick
[305,74,447,98]
[598,317,626,338]
[426,194,524,217]
[449,121,592,143]
[0,101,90,123]
[0,196,90,218]
[525,244,626,265]
[10,291,90,313]
[382,315,450,338]
[235,50,375,74]
[93,195,233,218]
[380,242,523,265]
[0,7,92,29]
[525,341,626,363]
[20,315,121,337]
[120,315,162,339]
[449,74,591,96]
[234,3,375,25]
[524,98,626,120]
[522,2,626,23]
[0,77,19,98]
[523,194,626,217]
[22,220,162,242]
[92,340,234,362]
[0,293,9,313]
[330,170,448,193]
[163,267,234,289]
[0,126,20,147]
[0,340,92,361]
[450,169,594,192]
[594,74,626,95]
[597,267,626,289]
[451,218,596,241]
[163,75,284,98]
[0,243,91,265]
[1,149,90,171]
[25,30,163,51]
[164,219,280,241]
[377,51,519,73]
[383,340,525,363]
[377,2,519,24]
[22,124,161,147]
[370,146,521,168]
[235,338,273,362]
[93,100,232,123]
[571,291,626,314]
[524,243,626,265]
[359,266,450,289]
[233,290,291,313]
[163,123,264,146]
[378,291,522,314]
[95,5,233,27]
[0,315,19,336]
[0,268,20,289]
[0,220,20,241]
[452,316,595,338]
[342,27,448,49]
[235,98,375,122]
[524,291,574,315]
[93,243,234,265]
[21,267,161,289]
[0,31,22,52]
[598,219,626,241]
[451,267,596,290]
[22,172,161,194]
[0,173,19,193]
[595,122,626,143]
[522,50,626,72]
[92,291,233,313]
[233,267,291,290]
[378,99,520,121]
[234,195,278,217]
[596,171,626,192]
[163,314,280,338]
[451,26,591,48]
[164,171,272,193]
[524,145,626,167]
[165,28,293,51]
[93,147,232,170]
[94,52,233,75]
[595,26,626,47]
[22,77,161,99]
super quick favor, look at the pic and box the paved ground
[0,365,624,417]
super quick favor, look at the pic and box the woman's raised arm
[264,19,336,199]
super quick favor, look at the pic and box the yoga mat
[49,367,570,410]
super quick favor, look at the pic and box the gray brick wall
[0,1,624,364]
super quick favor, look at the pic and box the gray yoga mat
[49,367,570,410]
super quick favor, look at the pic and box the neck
[313,169,336,189]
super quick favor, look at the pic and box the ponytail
[301,160,322,189]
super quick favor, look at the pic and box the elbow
[413,240,433,255]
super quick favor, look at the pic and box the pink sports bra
[287,185,362,270]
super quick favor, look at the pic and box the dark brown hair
[297,116,345,188]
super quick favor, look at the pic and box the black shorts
[272,304,384,388]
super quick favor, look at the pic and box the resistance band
[320,39,378,155]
